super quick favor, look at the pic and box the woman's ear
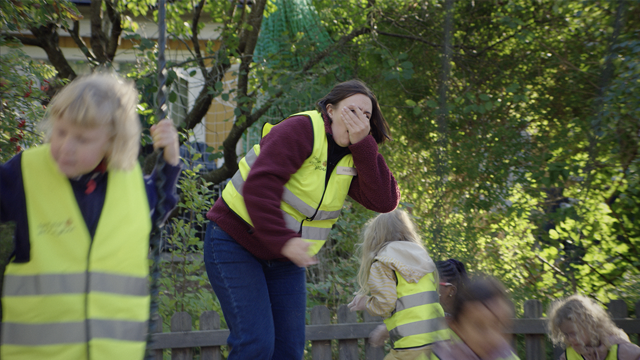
[326,103,334,121]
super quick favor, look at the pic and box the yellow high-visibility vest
[566,345,618,360]
[1,144,151,360]
[384,272,449,349]
[222,110,355,255]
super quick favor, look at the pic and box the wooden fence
[148,300,640,360]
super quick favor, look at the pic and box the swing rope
[146,0,168,356]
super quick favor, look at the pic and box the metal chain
[145,0,168,356]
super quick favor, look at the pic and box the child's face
[50,117,112,177]
[559,320,591,353]
[451,298,513,359]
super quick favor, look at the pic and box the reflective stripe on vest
[222,110,354,255]
[384,272,449,349]
[566,345,618,360]
[1,144,151,360]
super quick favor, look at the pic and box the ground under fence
[148,299,640,360]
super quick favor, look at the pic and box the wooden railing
[148,300,640,360]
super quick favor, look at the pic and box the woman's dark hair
[316,79,391,144]
[451,275,509,322]
[436,259,468,287]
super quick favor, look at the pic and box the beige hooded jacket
[364,241,437,318]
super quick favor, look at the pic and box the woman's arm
[366,261,398,318]
[243,116,314,257]
[348,136,400,213]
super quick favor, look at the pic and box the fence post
[338,305,358,360]
[311,305,331,360]
[508,299,516,350]
[363,311,385,360]
[524,300,544,360]
[171,312,193,360]
[608,300,628,318]
[151,314,164,360]
[200,311,221,360]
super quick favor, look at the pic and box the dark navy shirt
[0,152,181,263]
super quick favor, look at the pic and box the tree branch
[90,0,108,63]
[66,21,98,63]
[2,34,42,47]
[377,30,439,48]
[236,0,268,114]
[191,0,208,75]
[105,0,122,60]
[28,24,77,79]
[534,254,565,276]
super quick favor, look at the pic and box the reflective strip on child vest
[1,144,151,360]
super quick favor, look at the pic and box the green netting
[254,0,336,67]
[245,0,350,152]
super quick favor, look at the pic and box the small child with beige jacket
[348,209,448,360]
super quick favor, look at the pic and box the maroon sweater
[206,114,400,260]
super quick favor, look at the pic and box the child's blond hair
[548,294,628,349]
[356,208,425,295]
[42,73,141,170]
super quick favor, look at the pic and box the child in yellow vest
[348,209,447,360]
[548,294,640,360]
[0,73,181,360]
[429,276,519,360]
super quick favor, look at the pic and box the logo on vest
[38,218,75,236]
[311,156,327,172]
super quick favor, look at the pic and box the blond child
[549,294,640,360]
[0,73,181,360]
[348,209,448,360]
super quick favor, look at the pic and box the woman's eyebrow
[358,107,372,115]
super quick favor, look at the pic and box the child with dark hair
[430,276,519,360]
[436,259,468,318]
[548,294,640,360]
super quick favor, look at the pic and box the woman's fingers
[341,105,370,144]
[281,237,318,268]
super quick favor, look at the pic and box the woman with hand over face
[204,79,400,360]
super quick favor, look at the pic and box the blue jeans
[203,222,307,360]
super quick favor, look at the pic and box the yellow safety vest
[1,144,151,360]
[384,271,449,349]
[566,345,618,360]
[222,110,355,255]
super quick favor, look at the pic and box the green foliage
[0,38,57,160]
[0,0,80,30]
[158,154,223,330]
[313,0,640,314]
